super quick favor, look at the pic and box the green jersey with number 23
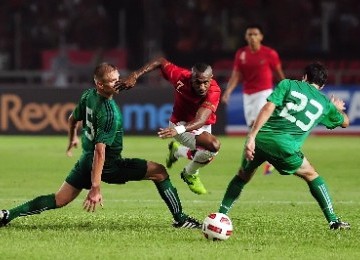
[257,79,344,154]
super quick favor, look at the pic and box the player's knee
[203,137,220,153]
[303,170,319,182]
[296,163,318,181]
[209,138,221,153]
[237,168,252,183]
[156,164,169,180]
[147,162,169,182]
[193,150,217,164]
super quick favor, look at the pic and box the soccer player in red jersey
[221,24,285,175]
[120,57,221,195]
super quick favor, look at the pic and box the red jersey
[161,62,221,125]
[233,45,281,94]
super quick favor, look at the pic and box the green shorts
[241,144,304,175]
[65,153,147,190]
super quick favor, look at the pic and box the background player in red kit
[221,24,285,175]
[120,57,221,195]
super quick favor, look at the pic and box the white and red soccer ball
[202,212,233,241]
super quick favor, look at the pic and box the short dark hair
[192,63,211,73]
[304,62,328,86]
[245,23,264,34]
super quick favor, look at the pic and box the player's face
[100,70,121,95]
[191,73,212,96]
[245,28,263,47]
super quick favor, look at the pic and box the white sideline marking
[0,198,357,204]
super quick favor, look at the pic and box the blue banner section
[226,85,360,135]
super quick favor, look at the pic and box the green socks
[155,178,186,222]
[218,175,246,214]
[8,194,57,222]
[217,174,338,223]
[308,176,338,222]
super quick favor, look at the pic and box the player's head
[303,62,328,89]
[245,23,264,47]
[93,62,121,96]
[191,63,213,96]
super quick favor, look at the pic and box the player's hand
[330,95,346,111]
[114,79,130,92]
[245,136,256,161]
[157,127,177,139]
[83,186,103,212]
[115,72,138,91]
[66,136,79,157]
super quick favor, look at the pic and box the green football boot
[180,170,207,195]
[166,141,180,168]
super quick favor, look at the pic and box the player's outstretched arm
[248,102,275,139]
[330,95,350,128]
[83,143,105,212]
[184,107,212,131]
[157,107,212,139]
[274,64,285,82]
[222,70,241,104]
[134,57,169,80]
[116,57,169,91]
[66,113,80,157]
[246,102,275,161]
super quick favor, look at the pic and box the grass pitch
[0,135,359,260]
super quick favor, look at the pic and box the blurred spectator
[49,45,70,88]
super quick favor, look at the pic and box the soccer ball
[202,212,233,241]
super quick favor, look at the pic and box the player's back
[259,79,333,151]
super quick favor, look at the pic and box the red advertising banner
[41,49,127,70]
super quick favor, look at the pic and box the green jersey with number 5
[257,79,344,155]
[72,88,123,159]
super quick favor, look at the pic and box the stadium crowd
[0,0,359,84]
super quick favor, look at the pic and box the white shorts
[243,89,273,126]
[169,121,212,150]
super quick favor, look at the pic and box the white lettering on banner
[122,103,172,130]
[0,94,75,132]
[0,93,173,133]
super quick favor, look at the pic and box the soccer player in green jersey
[218,62,350,230]
[0,62,201,229]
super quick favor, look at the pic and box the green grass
[0,135,359,260]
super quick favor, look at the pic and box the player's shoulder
[281,78,292,84]
[277,78,291,85]
[80,88,95,100]
[209,78,221,92]
[167,62,189,72]
[275,79,294,90]
[165,62,191,78]
[261,45,279,54]
[261,45,276,51]
[235,46,247,55]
